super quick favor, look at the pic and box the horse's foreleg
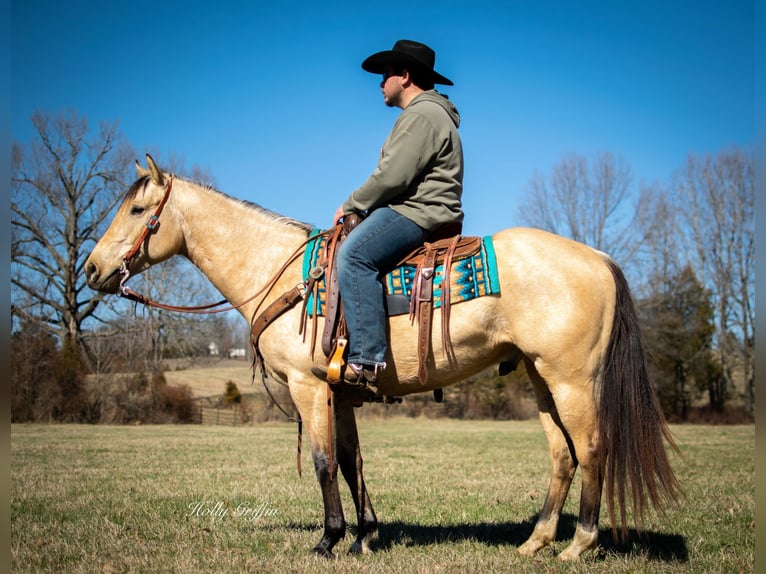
[310,446,346,557]
[288,378,346,557]
[334,398,378,554]
[517,363,577,557]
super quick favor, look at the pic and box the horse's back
[489,227,617,376]
[491,227,610,272]
[491,226,614,294]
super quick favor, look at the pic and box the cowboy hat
[361,39,454,86]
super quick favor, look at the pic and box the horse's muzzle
[85,261,120,293]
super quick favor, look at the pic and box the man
[331,39,464,384]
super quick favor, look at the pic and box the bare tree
[11,110,134,364]
[520,152,645,266]
[672,147,754,413]
[632,184,685,296]
[120,257,232,367]
[81,152,228,371]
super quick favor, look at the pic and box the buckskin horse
[85,155,679,561]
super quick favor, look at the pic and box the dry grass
[11,420,754,573]
[162,358,255,398]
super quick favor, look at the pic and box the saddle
[315,215,481,385]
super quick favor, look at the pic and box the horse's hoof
[349,528,378,555]
[310,546,335,559]
[516,539,545,557]
[349,540,372,555]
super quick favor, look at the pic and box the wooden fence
[195,404,245,426]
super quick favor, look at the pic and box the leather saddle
[315,215,481,385]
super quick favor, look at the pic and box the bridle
[120,175,173,274]
[116,174,329,316]
[117,174,232,313]
[117,175,208,308]
[114,180,363,478]
[115,173,333,458]
[118,174,258,314]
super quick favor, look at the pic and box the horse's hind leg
[517,361,577,557]
[554,389,602,561]
[518,360,603,561]
[334,398,379,553]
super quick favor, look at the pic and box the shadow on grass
[374,514,687,562]
[279,513,687,562]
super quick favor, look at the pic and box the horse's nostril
[86,262,97,281]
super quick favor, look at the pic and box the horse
[85,155,680,561]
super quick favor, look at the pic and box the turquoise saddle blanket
[302,231,501,317]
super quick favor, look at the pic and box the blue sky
[11,0,755,237]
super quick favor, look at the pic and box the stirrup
[310,363,382,387]
[326,338,347,383]
[310,364,365,386]
[348,363,384,383]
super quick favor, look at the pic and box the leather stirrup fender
[321,224,344,357]
[415,247,437,384]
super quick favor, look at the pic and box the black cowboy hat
[361,39,454,86]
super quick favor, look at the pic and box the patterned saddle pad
[302,231,501,317]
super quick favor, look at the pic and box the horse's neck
[172,180,309,306]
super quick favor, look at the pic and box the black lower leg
[577,461,603,535]
[310,449,345,557]
[335,400,378,552]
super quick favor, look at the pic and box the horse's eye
[130,205,145,216]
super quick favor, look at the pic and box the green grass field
[11,419,753,573]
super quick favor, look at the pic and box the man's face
[380,65,405,108]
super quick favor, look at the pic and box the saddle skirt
[302,231,501,318]
[248,227,500,389]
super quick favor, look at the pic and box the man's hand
[333,205,345,225]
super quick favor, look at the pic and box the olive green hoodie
[342,90,464,231]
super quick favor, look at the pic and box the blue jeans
[336,207,430,368]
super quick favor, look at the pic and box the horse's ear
[145,154,166,186]
[135,159,150,178]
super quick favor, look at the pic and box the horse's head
[85,154,185,293]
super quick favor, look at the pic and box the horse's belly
[383,297,510,391]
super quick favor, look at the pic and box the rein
[117,174,232,313]
[117,175,229,312]
[116,176,338,479]
[117,175,331,315]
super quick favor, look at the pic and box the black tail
[600,258,681,539]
